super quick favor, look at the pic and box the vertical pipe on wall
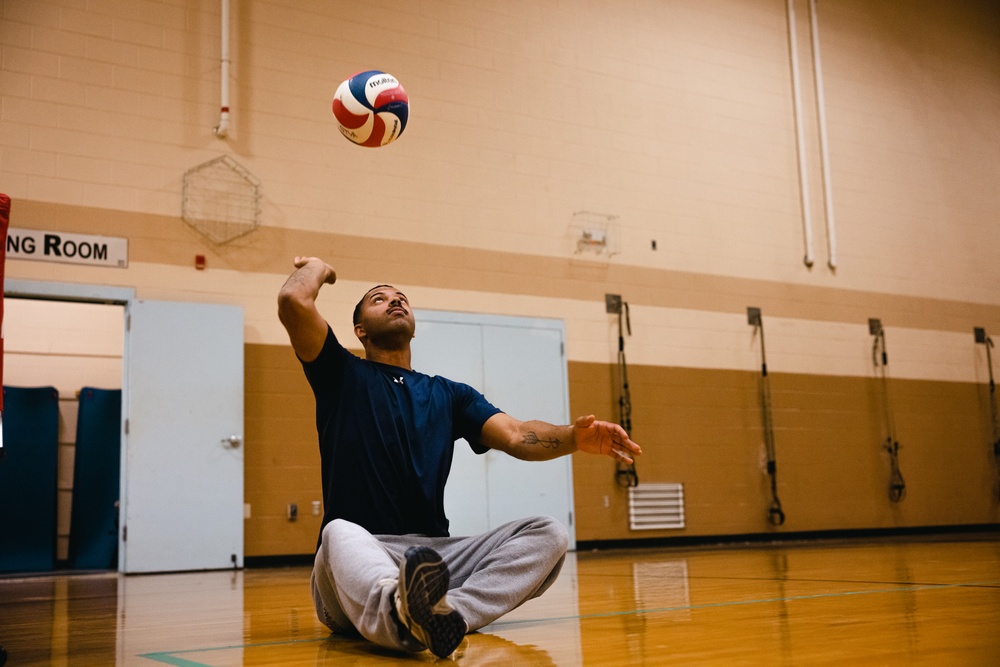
[809,0,837,270]
[213,0,231,138]
[786,0,814,268]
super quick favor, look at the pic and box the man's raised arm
[277,256,336,362]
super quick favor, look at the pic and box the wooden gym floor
[1,534,998,665]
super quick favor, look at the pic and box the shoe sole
[398,547,466,658]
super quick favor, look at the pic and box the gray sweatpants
[310,515,569,652]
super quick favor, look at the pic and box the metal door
[122,300,244,573]
[482,323,574,548]
[412,311,575,547]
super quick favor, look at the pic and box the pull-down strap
[870,319,905,503]
[606,294,638,488]
[749,307,784,526]
[975,327,999,499]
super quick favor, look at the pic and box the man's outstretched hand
[572,415,641,464]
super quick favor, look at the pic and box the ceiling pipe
[786,0,814,269]
[809,0,837,270]
[213,0,231,138]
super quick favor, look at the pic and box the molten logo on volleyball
[332,70,409,147]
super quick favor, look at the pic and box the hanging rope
[871,319,906,503]
[614,300,638,488]
[975,327,1000,500]
[748,307,785,526]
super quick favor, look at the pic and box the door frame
[6,279,133,573]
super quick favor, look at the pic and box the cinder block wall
[2,0,998,555]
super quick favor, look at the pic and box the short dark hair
[353,285,393,325]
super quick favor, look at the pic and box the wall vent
[628,483,685,530]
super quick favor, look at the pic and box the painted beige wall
[2,0,998,552]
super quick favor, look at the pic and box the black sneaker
[395,546,467,658]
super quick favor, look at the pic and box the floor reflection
[1,536,998,665]
[313,632,556,666]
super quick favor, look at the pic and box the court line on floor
[139,637,330,666]
[137,579,1000,665]
[490,579,1000,629]
[681,574,1000,588]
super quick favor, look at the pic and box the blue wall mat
[68,388,122,569]
[0,386,60,573]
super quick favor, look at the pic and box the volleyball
[332,70,409,148]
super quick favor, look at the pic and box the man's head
[353,284,415,352]
[353,285,392,326]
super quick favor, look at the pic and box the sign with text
[7,228,128,268]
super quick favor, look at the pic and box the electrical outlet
[244,503,251,519]
[312,500,321,516]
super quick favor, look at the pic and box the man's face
[355,286,415,347]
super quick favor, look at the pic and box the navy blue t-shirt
[302,326,501,539]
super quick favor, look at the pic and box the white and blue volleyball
[332,70,409,147]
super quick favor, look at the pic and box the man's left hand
[573,415,642,463]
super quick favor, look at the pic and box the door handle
[222,435,242,449]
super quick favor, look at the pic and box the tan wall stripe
[10,199,1000,337]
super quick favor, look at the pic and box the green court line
[139,637,329,666]
[138,655,219,667]
[490,579,1000,628]
[138,579,1000,665]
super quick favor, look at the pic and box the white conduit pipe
[213,0,231,138]
[809,0,837,270]
[786,0,814,268]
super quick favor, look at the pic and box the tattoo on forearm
[523,431,560,449]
